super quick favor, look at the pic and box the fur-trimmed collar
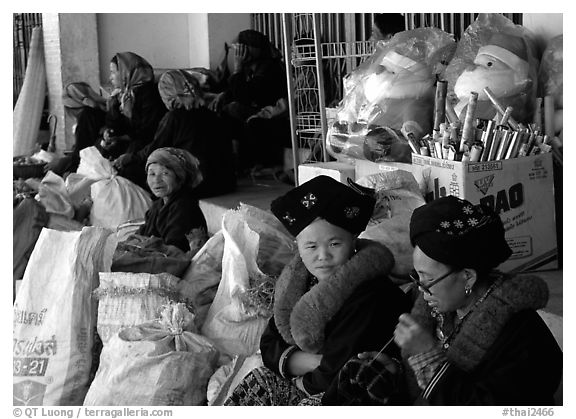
[409,273,549,371]
[273,239,394,353]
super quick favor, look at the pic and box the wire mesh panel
[13,13,43,106]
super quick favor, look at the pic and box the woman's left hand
[394,313,436,356]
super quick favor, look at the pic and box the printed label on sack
[13,379,47,405]
[467,161,503,173]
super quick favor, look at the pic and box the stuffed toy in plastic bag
[443,13,539,124]
[538,35,563,137]
[327,27,456,163]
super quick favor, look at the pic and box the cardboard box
[410,152,557,273]
[298,161,355,185]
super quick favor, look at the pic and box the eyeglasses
[409,268,456,296]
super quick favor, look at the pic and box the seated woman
[100,52,166,171]
[208,29,290,172]
[46,82,107,176]
[325,196,562,405]
[224,175,411,406]
[114,69,236,198]
[137,147,208,253]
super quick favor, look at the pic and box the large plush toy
[327,27,456,163]
[444,13,539,124]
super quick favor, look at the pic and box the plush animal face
[454,48,530,102]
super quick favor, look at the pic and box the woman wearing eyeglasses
[324,196,562,405]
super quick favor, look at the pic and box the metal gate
[13,13,43,106]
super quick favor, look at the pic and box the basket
[13,157,46,179]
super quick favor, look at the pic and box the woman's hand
[208,92,225,113]
[394,313,437,356]
[112,153,133,171]
[232,43,249,73]
[287,350,323,377]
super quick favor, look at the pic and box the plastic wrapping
[538,35,563,135]
[443,13,539,124]
[328,28,456,162]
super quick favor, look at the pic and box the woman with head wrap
[208,29,290,172]
[45,82,108,175]
[224,175,411,405]
[100,52,166,165]
[325,196,562,405]
[137,147,207,253]
[113,70,236,197]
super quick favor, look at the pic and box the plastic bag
[77,147,152,229]
[13,227,117,405]
[34,171,75,218]
[443,13,539,124]
[538,35,563,135]
[94,271,182,344]
[356,170,425,281]
[328,27,456,162]
[84,303,219,406]
[201,204,296,358]
[177,231,225,330]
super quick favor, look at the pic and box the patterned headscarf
[410,196,512,271]
[145,147,203,190]
[112,52,155,119]
[158,70,205,111]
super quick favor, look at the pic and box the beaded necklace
[434,277,503,350]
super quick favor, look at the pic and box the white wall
[96,13,250,85]
[208,13,252,71]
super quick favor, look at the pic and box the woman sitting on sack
[137,147,208,253]
[324,196,562,405]
[224,175,411,405]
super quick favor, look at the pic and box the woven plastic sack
[13,227,117,406]
[84,303,218,406]
[94,271,181,344]
[443,13,539,124]
[77,147,152,229]
[201,204,296,358]
[356,170,425,281]
[177,230,225,330]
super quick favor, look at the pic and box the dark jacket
[137,187,207,252]
[260,240,411,395]
[408,274,562,406]
[125,108,236,197]
[106,82,167,157]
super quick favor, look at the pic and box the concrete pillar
[43,13,100,153]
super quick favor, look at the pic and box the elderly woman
[224,175,411,405]
[100,52,166,164]
[114,69,236,197]
[325,196,562,405]
[137,147,207,253]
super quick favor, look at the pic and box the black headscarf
[271,175,375,237]
[410,196,512,271]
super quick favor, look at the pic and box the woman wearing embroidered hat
[326,196,562,405]
[137,147,207,253]
[224,175,411,405]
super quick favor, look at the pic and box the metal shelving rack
[282,13,376,185]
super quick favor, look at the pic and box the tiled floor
[199,177,563,317]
